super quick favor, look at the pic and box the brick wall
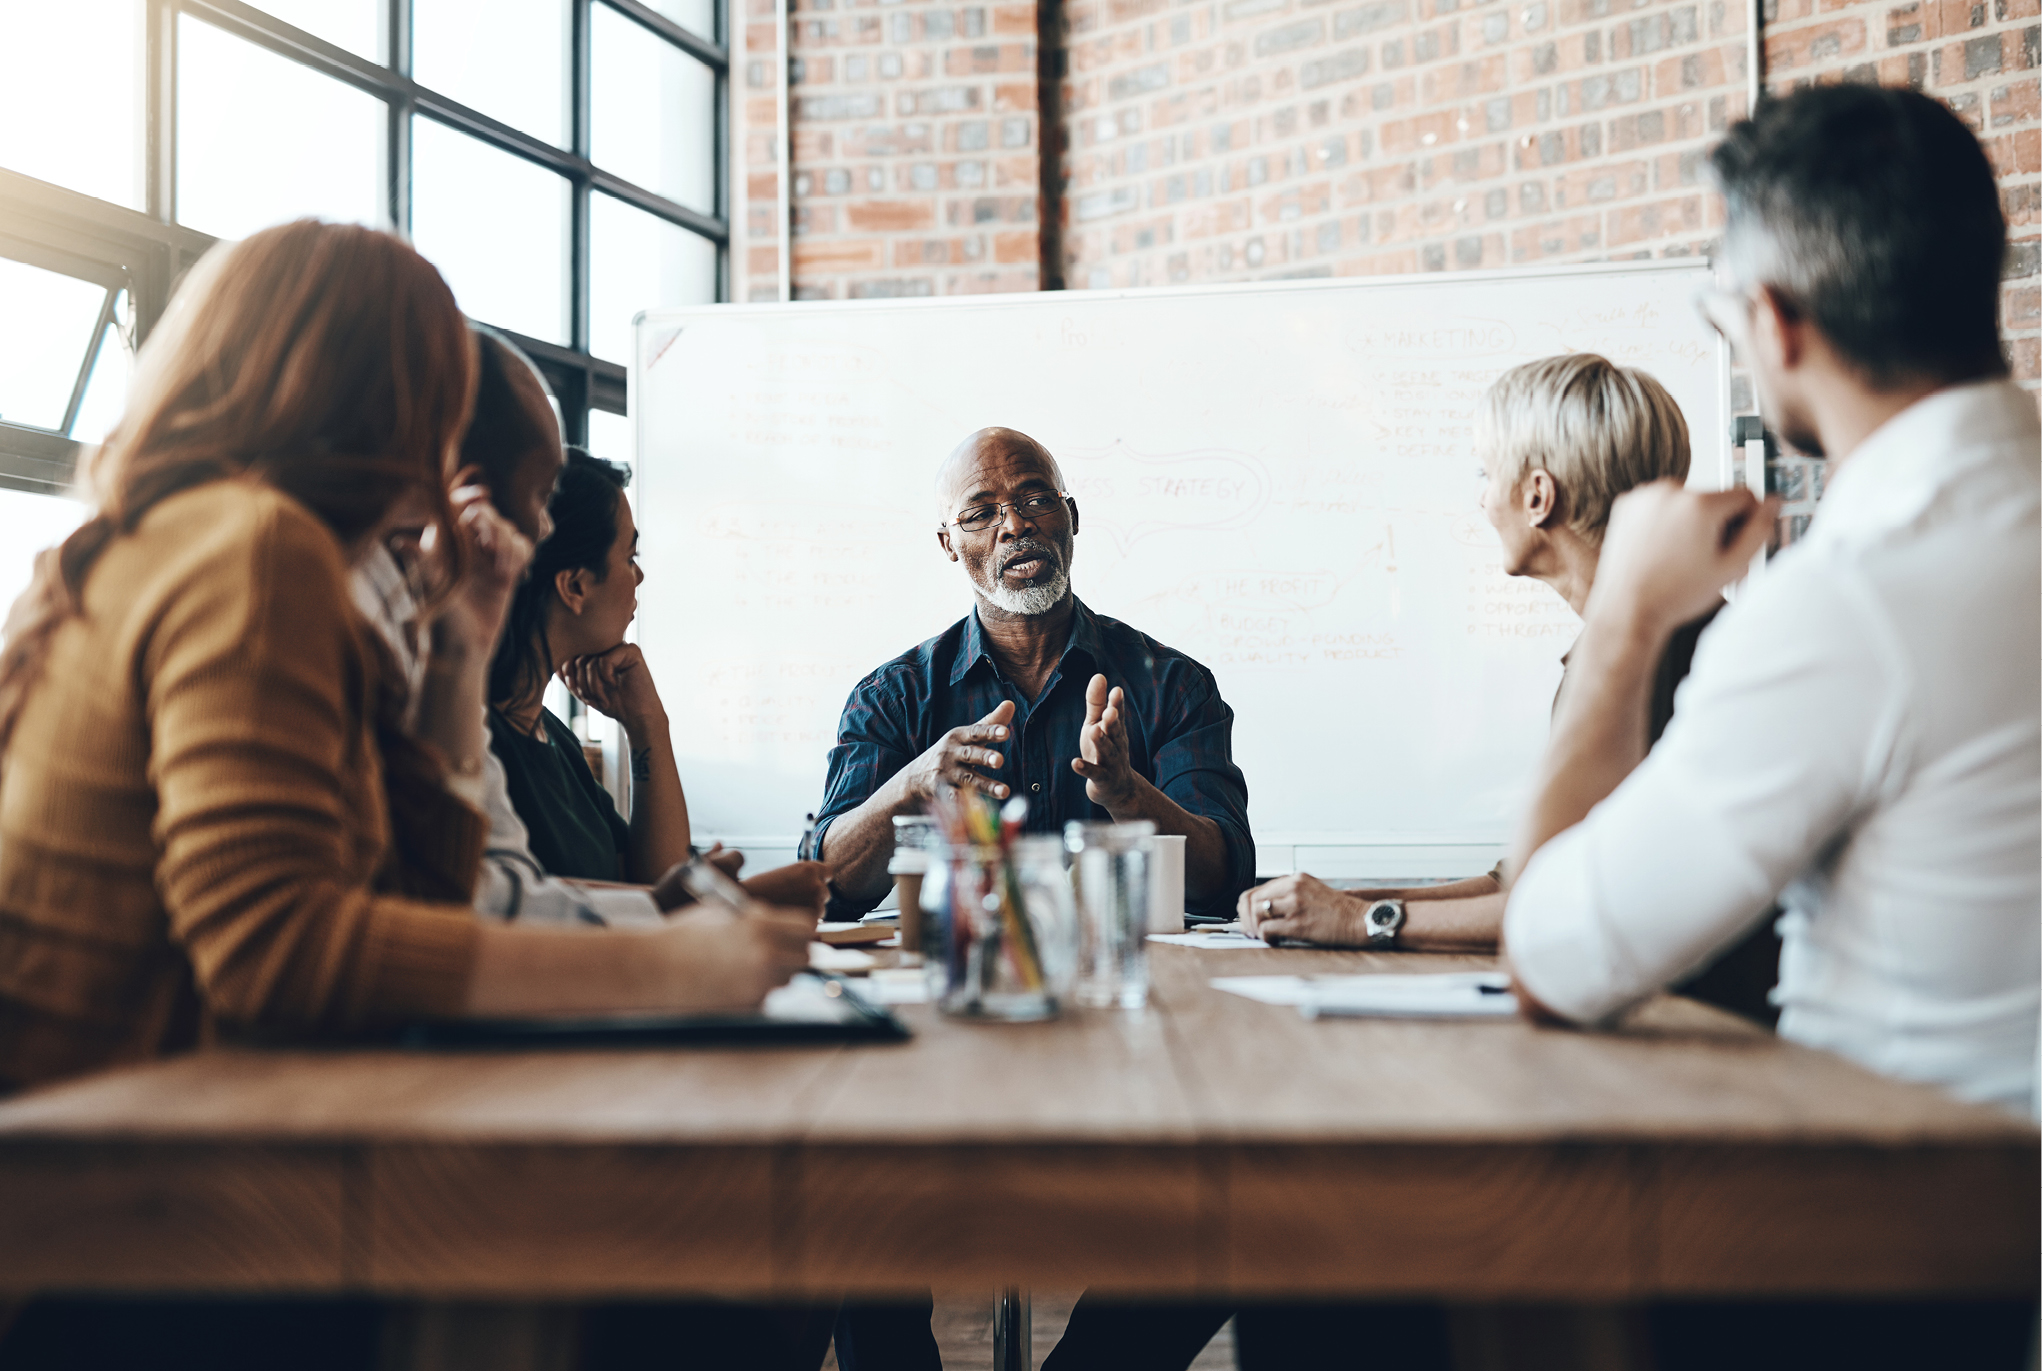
[737,0,787,301]
[1061,0,1750,286]
[1760,0,2038,385]
[734,0,2037,386]
[744,0,1045,300]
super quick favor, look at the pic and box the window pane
[590,193,717,366]
[413,0,568,148]
[0,259,108,432]
[176,15,387,240]
[72,292,136,446]
[586,407,633,466]
[411,120,569,345]
[0,0,142,209]
[0,490,88,630]
[252,1,384,59]
[592,5,717,215]
[647,0,717,43]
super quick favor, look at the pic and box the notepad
[1212,971,1518,1019]
[863,966,931,1004]
[1150,931,1270,949]
[401,973,911,1047]
[818,921,895,947]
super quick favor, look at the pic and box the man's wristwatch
[1361,897,1407,947]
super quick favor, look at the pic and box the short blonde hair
[1478,353,1691,543]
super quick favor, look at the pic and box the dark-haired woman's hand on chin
[659,901,816,1010]
[560,643,694,883]
[559,643,667,738]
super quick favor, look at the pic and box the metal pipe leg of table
[992,1288,1031,1371]
[380,1302,577,1371]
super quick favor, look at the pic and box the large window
[0,0,725,513]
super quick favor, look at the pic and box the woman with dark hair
[487,448,692,884]
[359,328,668,925]
[366,332,821,923]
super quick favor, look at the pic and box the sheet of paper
[1149,931,1270,950]
[1210,974,1314,1004]
[863,967,929,1004]
[761,973,883,1023]
[1211,971,1519,1018]
[809,943,878,972]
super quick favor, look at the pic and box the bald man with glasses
[812,426,1255,924]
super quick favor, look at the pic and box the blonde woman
[1235,353,1703,954]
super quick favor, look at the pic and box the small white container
[1149,834,1187,932]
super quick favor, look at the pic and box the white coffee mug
[1148,834,1187,933]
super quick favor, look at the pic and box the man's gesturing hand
[899,700,1015,802]
[1071,673,1139,809]
[1588,479,1779,637]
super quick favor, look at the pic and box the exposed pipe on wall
[776,0,793,302]
[1036,0,1066,291]
[1748,0,1764,112]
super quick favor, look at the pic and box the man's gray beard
[979,562,1070,616]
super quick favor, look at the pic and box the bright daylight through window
[0,0,724,613]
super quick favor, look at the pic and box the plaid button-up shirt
[815,598,1255,918]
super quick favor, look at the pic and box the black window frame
[0,0,727,497]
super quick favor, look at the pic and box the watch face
[1368,902,1399,930]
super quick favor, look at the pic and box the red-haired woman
[0,221,823,1370]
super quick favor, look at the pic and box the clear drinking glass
[923,837,1077,1022]
[1066,820,1155,1010]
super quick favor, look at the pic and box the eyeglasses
[943,491,1070,533]
[1694,270,1758,361]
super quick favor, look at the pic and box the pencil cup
[1065,820,1155,1011]
[923,837,1077,1022]
[1150,835,1187,932]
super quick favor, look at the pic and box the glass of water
[1065,820,1156,1010]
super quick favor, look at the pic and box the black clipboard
[400,973,911,1049]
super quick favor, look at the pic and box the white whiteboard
[632,262,1728,861]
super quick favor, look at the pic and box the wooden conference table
[0,945,2033,1325]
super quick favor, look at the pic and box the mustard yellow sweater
[0,479,484,1091]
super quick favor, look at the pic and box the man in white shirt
[1503,82,2037,1371]
[1505,83,2040,1129]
